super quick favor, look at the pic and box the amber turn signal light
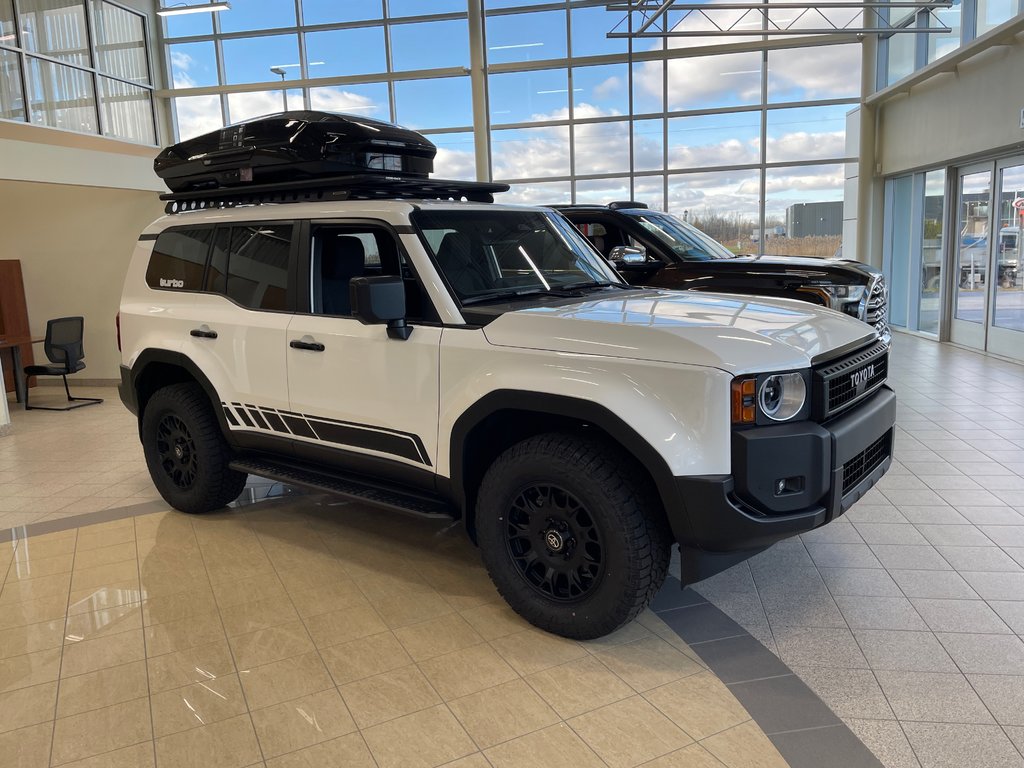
[731,377,756,424]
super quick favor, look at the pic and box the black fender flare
[448,389,692,543]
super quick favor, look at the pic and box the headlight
[758,373,806,422]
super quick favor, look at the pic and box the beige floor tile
[67,580,144,616]
[50,696,152,766]
[155,713,261,768]
[150,673,248,738]
[449,678,560,749]
[70,541,137,571]
[320,631,412,686]
[584,619,654,648]
[0,680,57,734]
[484,722,606,768]
[303,604,388,648]
[458,601,533,641]
[211,573,289,610]
[700,721,789,768]
[392,613,485,662]
[0,651,60,696]
[57,660,149,718]
[263,731,376,768]
[0,721,53,768]
[287,582,368,619]
[644,671,750,741]
[251,688,357,758]
[11,535,77,560]
[0,593,69,631]
[641,743,727,768]
[568,696,693,768]
[147,640,237,693]
[368,590,456,629]
[69,560,138,593]
[228,620,314,670]
[143,611,225,658]
[76,526,134,552]
[274,561,351,594]
[418,643,519,701]
[339,664,441,728]
[0,616,64,659]
[525,655,635,719]
[6,551,75,580]
[64,603,142,644]
[362,704,476,768]
[238,651,333,710]
[61,628,144,678]
[490,628,589,677]
[219,597,300,638]
[55,741,155,768]
[0,571,71,605]
[437,755,491,768]
[596,636,705,693]
[141,587,218,627]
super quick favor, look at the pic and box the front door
[285,221,441,476]
[950,164,992,350]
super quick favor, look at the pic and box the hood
[481,289,878,374]
[729,253,883,280]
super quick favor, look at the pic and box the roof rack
[160,174,511,214]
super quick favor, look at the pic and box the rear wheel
[141,383,246,514]
[476,432,670,640]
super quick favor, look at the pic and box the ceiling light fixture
[157,1,231,17]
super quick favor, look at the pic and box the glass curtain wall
[161,0,859,254]
[883,168,947,336]
[0,0,155,143]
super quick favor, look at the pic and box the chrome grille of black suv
[866,276,889,338]
[842,430,892,495]
[813,340,888,421]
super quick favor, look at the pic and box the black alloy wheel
[156,414,198,489]
[504,484,605,602]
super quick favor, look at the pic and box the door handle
[190,327,218,339]
[290,339,325,352]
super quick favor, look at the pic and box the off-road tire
[142,383,247,514]
[476,432,671,640]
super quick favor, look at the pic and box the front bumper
[671,385,895,583]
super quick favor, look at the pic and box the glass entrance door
[988,159,1024,361]
[950,165,993,350]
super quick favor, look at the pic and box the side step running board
[230,458,456,519]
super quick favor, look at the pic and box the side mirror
[609,245,647,265]
[349,276,412,340]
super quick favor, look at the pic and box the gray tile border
[652,579,883,767]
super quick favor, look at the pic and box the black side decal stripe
[308,420,423,464]
[281,415,317,440]
[234,408,255,428]
[223,407,239,427]
[247,408,270,430]
[262,411,289,434]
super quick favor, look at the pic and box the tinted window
[224,224,293,311]
[146,228,213,290]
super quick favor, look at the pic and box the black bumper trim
[118,365,138,415]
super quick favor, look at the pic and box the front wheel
[476,432,671,640]
[141,383,247,514]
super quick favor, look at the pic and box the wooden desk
[0,337,42,405]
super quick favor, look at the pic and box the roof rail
[160,174,511,214]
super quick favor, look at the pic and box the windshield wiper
[460,287,578,306]
[555,280,631,291]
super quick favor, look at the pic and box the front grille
[842,430,892,495]
[865,276,888,336]
[814,340,888,420]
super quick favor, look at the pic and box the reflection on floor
[690,333,1024,768]
[0,399,787,768]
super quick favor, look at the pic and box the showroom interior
[1,1,1024,767]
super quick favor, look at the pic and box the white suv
[119,143,895,640]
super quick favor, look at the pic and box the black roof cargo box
[154,111,436,193]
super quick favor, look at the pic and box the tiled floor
[690,333,1024,768]
[0,389,787,768]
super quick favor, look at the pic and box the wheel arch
[129,350,232,443]
[448,390,687,544]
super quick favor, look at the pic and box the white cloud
[593,76,623,101]
[765,130,846,163]
[432,146,476,180]
[174,95,222,141]
[308,87,382,116]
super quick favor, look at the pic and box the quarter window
[146,228,214,291]
[224,224,293,311]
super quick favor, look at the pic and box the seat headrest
[322,236,365,279]
[437,231,472,260]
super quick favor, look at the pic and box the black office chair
[23,317,103,411]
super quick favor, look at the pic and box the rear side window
[146,228,214,290]
[204,224,295,311]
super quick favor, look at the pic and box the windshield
[413,209,624,302]
[630,212,737,261]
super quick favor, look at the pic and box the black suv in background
[555,202,889,340]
